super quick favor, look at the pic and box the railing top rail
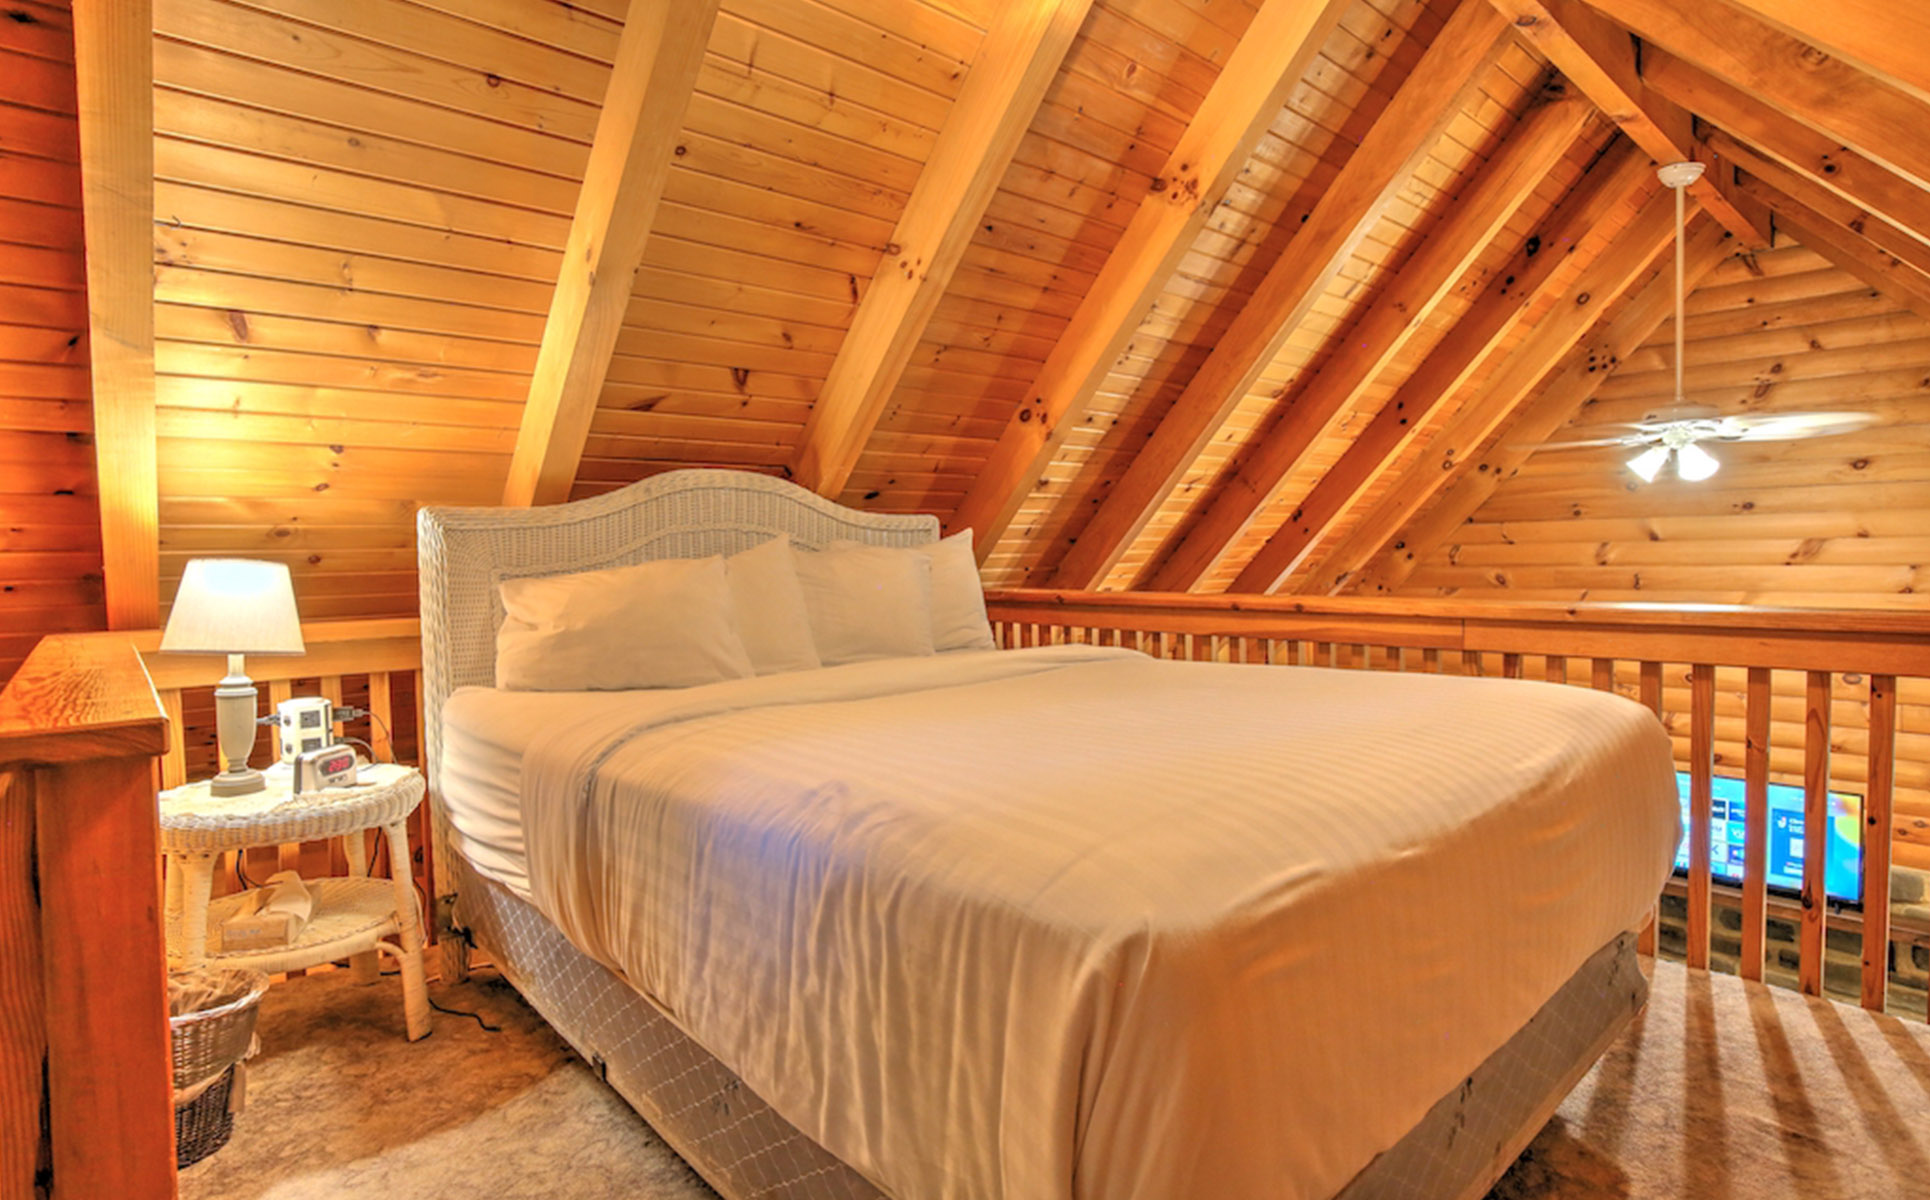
[0,634,168,767]
[39,618,424,691]
[984,589,1930,640]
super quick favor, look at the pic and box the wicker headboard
[415,469,938,913]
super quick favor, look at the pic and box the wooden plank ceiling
[2,0,1925,641]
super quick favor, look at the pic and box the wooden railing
[0,634,174,1199]
[985,589,1930,1017]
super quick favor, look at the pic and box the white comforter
[502,646,1678,1200]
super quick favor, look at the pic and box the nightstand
[159,762,431,1041]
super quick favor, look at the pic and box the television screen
[1671,772,1863,905]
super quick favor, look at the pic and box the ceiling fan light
[1627,445,1670,483]
[1676,441,1721,481]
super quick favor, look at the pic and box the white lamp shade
[1626,445,1670,483]
[160,559,307,655]
[1675,441,1721,481]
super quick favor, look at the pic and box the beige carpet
[182,960,1930,1200]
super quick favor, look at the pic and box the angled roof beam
[1346,215,1733,593]
[1582,0,1930,191]
[1697,0,1930,106]
[1489,0,1769,247]
[1110,78,1589,593]
[792,0,1095,499]
[1044,2,1519,590]
[1640,49,1930,243]
[503,1,721,507]
[944,0,1358,560]
[74,0,159,627]
[1741,178,1930,325]
[1713,134,1930,285]
[1218,140,1650,595]
[1310,184,1688,594]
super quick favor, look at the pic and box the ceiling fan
[1538,404,1879,481]
[1536,162,1875,484]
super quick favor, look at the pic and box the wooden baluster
[1590,657,1614,692]
[267,679,298,882]
[1460,650,1483,677]
[1544,654,1567,684]
[0,770,42,1194]
[1281,640,1300,666]
[1636,660,1664,957]
[1862,674,1896,1013]
[1687,663,1716,971]
[1740,667,1771,983]
[1502,652,1524,680]
[1799,670,1832,998]
[312,676,346,879]
[1422,647,1441,674]
[368,671,395,764]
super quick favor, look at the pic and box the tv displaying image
[1671,772,1863,905]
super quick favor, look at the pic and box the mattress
[451,645,1679,1200]
[454,852,1648,1200]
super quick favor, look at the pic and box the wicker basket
[169,966,268,1168]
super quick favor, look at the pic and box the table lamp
[160,559,306,796]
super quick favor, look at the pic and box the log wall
[0,0,105,687]
[1396,242,1930,870]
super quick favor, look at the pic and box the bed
[417,468,1679,1200]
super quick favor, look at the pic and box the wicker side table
[160,762,431,1041]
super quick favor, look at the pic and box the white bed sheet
[452,645,1679,1200]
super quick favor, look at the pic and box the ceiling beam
[943,0,1357,559]
[1311,184,1688,594]
[502,0,720,507]
[74,0,158,628]
[1640,48,1930,243]
[1218,140,1650,595]
[1042,1,1517,591]
[1114,78,1589,593]
[1744,180,1930,325]
[1706,0,1930,105]
[1488,0,1769,247]
[1582,0,1930,191]
[1347,215,1733,594]
[792,0,1094,500]
[1713,134,1930,284]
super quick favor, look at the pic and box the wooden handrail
[0,634,175,1199]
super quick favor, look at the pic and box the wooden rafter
[1350,215,1734,593]
[1744,181,1930,325]
[943,0,1357,559]
[1042,1,1516,590]
[1584,0,1930,192]
[1115,78,1589,593]
[792,0,1094,499]
[1640,49,1930,243]
[1714,135,1930,284]
[1217,141,1652,595]
[1706,0,1930,105]
[1489,0,1768,247]
[1313,185,1687,594]
[73,0,158,628]
[502,0,721,507]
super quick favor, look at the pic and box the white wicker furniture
[159,762,431,1041]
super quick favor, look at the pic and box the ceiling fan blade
[1712,412,1880,441]
[1527,435,1649,450]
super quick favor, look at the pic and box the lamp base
[208,767,265,797]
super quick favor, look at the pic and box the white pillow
[495,555,754,691]
[832,530,995,653]
[725,537,821,675]
[792,544,935,665]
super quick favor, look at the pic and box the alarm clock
[292,743,361,792]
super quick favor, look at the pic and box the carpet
[181,960,1930,1199]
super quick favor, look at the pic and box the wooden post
[1798,670,1831,997]
[72,0,159,629]
[1740,666,1771,982]
[1861,674,1895,1011]
[1687,663,1716,971]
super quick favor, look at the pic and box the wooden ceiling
[10,0,1929,638]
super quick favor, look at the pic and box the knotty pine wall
[0,0,104,687]
[1394,242,1930,869]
